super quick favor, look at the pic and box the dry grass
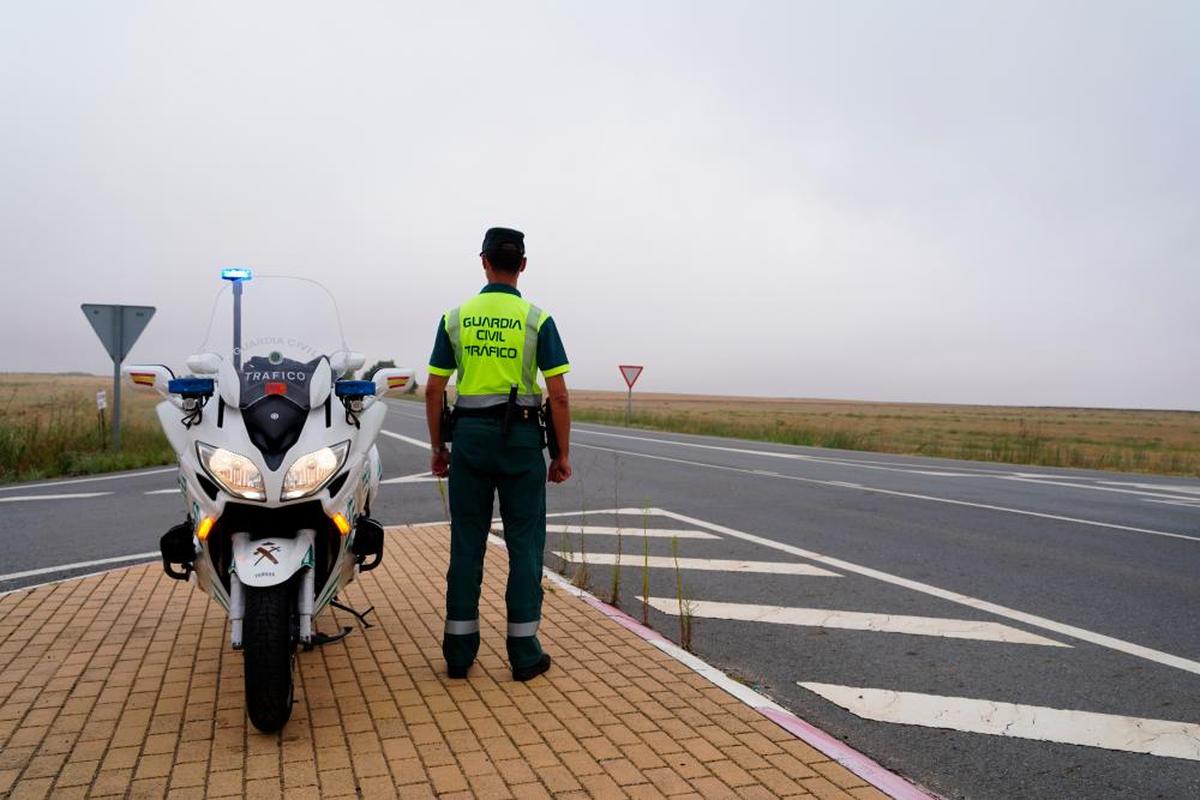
[0,373,173,483]
[569,390,1200,477]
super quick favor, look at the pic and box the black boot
[447,662,471,679]
[512,653,551,682]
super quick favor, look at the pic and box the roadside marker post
[619,364,644,426]
[81,304,156,450]
[96,390,107,446]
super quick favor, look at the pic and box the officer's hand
[548,456,572,484]
[431,447,450,478]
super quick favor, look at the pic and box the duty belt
[453,405,539,423]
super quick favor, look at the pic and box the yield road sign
[81,304,155,362]
[81,304,156,450]
[619,365,644,389]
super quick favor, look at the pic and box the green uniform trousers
[443,416,547,670]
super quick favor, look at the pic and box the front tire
[243,584,295,732]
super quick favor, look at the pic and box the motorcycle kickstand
[330,600,375,629]
[304,627,354,651]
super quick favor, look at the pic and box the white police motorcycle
[125,271,413,732]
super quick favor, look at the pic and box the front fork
[230,566,316,649]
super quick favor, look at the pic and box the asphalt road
[2,397,1198,799]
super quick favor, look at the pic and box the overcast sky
[2,1,1196,408]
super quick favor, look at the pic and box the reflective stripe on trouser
[443,416,547,671]
[445,618,480,636]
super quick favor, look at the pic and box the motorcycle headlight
[281,442,349,501]
[197,443,265,501]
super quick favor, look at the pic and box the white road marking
[380,429,431,449]
[0,552,159,583]
[1002,475,1200,501]
[144,488,180,495]
[553,552,841,577]
[503,523,719,540]
[1143,498,1200,508]
[799,682,1200,762]
[0,467,176,492]
[645,598,1066,647]
[574,442,1200,544]
[380,471,439,484]
[0,492,112,503]
[645,507,1200,676]
[574,426,1200,502]
[1099,480,1200,496]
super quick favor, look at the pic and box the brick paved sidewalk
[0,525,894,799]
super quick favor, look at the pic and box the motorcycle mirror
[186,352,223,375]
[329,351,366,377]
[373,367,416,396]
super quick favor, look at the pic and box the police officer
[425,227,572,682]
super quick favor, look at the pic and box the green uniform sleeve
[537,316,570,378]
[427,316,456,377]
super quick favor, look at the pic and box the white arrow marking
[554,552,840,576]
[799,682,1200,761]
[0,492,112,503]
[644,598,1067,647]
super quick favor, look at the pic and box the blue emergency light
[221,267,253,282]
[335,380,376,398]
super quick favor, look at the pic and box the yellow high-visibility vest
[445,291,549,408]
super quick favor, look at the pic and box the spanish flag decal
[387,375,408,389]
[130,372,157,386]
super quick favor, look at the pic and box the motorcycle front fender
[231,529,315,588]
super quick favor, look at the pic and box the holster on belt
[441,391,454,443]
[501,385,518,440]
[541,400,560,460]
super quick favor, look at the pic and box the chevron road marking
[644,597,1068,647]
[536,524,719,540]
[799,682,1200,761]
[554,552,841,576]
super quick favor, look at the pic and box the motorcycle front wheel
[243,583,295,732]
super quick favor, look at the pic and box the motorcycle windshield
[197,276,350,410]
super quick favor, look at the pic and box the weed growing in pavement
[571,472,590,590]
[671,535,695,652]
[641,504,651,626]
[558,528,573,576]
[435,476,449,520]
[608,451,622,607]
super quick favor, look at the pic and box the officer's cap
[480,227,525,257]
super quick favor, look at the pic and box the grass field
[6,375,1199,483]
[568,390,1200,477]
[0,373,174,484]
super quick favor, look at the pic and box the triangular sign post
[618,364,644,426]
[81,304,156,449]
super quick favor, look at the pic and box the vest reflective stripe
[520,304,542,395]
[445,293,548,402]
[507,620,540,638]
[444,618,479,635]
[446,307,462,358]
[455,393,541,409]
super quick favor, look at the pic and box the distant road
[3,398,1198,798]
